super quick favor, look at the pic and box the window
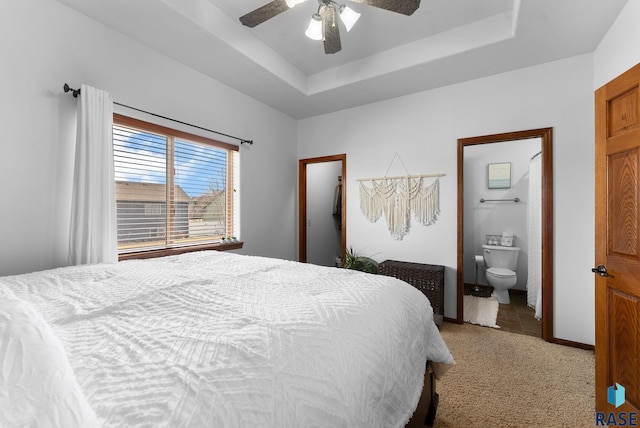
[113,114,239,257]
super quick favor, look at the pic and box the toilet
[482,244,520,304]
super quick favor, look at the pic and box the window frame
[113,114,242,261]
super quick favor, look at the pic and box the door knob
[591,265,609,277]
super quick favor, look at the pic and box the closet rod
[63,84,254,145]
[356,173,445,182]
[480,197,520,203]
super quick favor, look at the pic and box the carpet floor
[432,322,595,427]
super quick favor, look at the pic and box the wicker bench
[378,260,444,327]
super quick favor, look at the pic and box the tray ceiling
[56,0,628,118]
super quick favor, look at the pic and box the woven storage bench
[378,260,444,327]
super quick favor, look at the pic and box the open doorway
[457,129,554,341]
[299,154,346,265]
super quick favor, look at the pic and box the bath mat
[463,295,500,328]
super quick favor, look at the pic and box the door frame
[457,128,554,342]
[299,154,347,263]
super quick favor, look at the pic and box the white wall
[298,54,595,345]
[4,0,627,346]
[463,139,541,290]
[0,0,297,276]
[594,0,640,88]
[306,162,342,267]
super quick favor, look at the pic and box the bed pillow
[0,287,100,428]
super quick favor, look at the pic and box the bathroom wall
[463,138,542,290]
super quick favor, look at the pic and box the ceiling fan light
[285,0,307,8]
[305,14,323,41]
[339,5,360,32]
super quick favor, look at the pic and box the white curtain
[526,153,542,319]
[68,84,117,265]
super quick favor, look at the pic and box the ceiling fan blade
[239,0,289,28]
[349,0,421,16]
[321,6,342,54]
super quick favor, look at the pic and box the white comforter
[0,251,453,428]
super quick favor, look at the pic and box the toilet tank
[482,244,520,270]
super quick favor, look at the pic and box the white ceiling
[57,0,628,119]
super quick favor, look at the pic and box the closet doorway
[299,154,346,265]
[457,129,554,342]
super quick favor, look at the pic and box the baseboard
[550,337,594,351]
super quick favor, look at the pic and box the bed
[0,250,454,427]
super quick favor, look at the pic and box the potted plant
[344,247,379,274]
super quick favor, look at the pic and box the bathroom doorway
[299,154,347,265]
[457,128,554,342]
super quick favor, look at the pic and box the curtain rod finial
[63,83,80,97]
[241,140,254,145]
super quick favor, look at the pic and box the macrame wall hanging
[357,154,444,240]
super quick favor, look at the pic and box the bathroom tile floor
[464,284,541,338]
[496,290,541,338]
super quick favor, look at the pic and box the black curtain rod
[63,84,254,145]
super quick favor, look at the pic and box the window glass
[113,116,239,254]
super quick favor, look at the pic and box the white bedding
[0,251,453,428]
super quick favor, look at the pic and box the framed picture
[487,162,511,189]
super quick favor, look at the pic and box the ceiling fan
[239,0,421,54]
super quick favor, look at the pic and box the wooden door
[595,63,640,416]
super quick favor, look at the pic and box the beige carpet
[433,322,595,427]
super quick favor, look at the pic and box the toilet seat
[486,267,516,278]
